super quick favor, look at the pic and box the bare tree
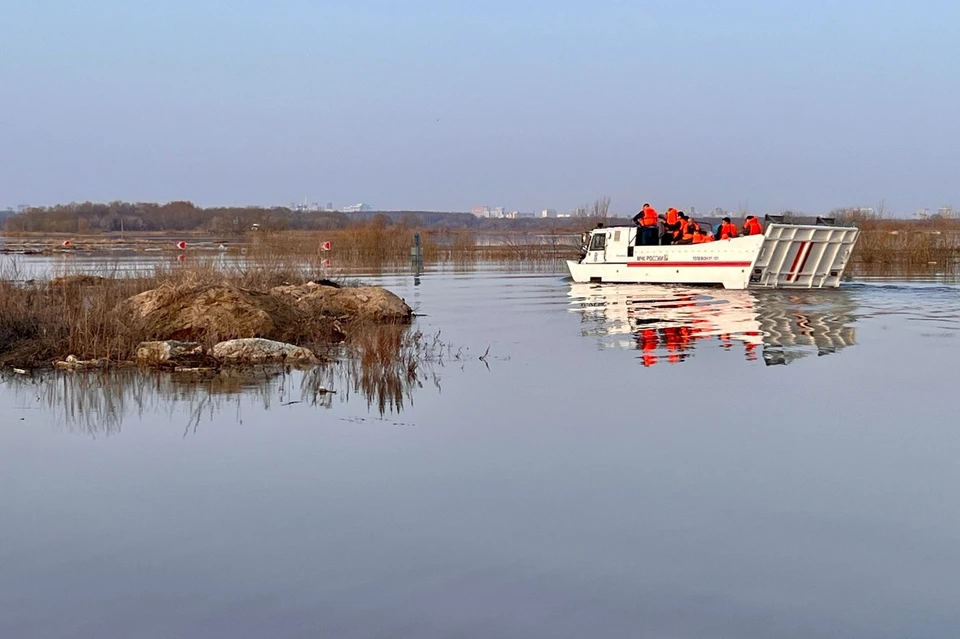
[589,196,611,220]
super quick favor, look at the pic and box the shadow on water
[0,327,452,435]
[568,283,858,366]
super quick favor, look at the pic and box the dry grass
[0,254,383,368]
[851,218,960,267]
[252,225,581,265]
[0,326,450,433]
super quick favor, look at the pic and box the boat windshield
[588,233,606,251]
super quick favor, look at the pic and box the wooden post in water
[411,232,423,282]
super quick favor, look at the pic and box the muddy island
[0,273,413,371]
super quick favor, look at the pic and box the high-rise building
[540,209,557,218]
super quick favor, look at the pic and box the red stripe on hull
[627,261,752,268]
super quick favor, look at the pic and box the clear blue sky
[1,0,958,215]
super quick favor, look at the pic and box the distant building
[342,203,374,213]
[493,206,505,219]
[540,209,557,218]
[471,205,490,218]
[325,202,335,212]
[937,207,954,219]
[16,204,30,213]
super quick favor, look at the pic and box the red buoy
[176,241,186,250]
[62,240,72,247]
[321,241,331,251]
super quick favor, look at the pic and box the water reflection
[569,284,857,366]
[1,329,443,435]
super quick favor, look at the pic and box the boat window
[589,233,606,251]
[614,231,621,242]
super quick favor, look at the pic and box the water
[2,266,959,638]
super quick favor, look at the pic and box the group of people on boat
[630,203,765,246]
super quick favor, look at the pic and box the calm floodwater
[2,262,960,638]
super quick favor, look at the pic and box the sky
[1,0,958,216]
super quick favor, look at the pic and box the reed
[0,254,379,368]
[252,225,581,265]
[851,218,960,267]
[0,326,450,433]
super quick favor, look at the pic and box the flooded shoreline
[2,262,960,638]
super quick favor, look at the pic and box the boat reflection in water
[568,283,857,366]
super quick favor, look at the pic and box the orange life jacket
[692,233,704,244]
[666,208,678,226]
[744,218,763,236]
[642,206,659,227]
[681,228,695,243]
[701,234,715,243]
[721,222,738,240]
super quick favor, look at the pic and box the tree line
[3,200,630,234]
[2,201,351,234]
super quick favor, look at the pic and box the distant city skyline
[1,1,957,216]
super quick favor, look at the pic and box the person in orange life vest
[716,217,738,241]
[675,213,687,240]
[725,218,740,239]
[677,223,696,244]
[743,215,764,236]
[693,227,712,243]
[689,214,703,234]
[663,208,680,244]
[631,203,661,246]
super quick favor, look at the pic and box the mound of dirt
[123,284,304,342]
[270,282,412,323]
